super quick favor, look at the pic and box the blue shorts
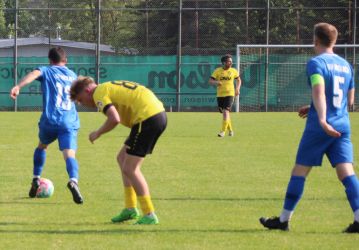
[296,130,353,167]
[38,124,78,151]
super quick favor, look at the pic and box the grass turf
[1,112,359,249]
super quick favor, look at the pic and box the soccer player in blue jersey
[10,47,83,204]
[259,23,359,233]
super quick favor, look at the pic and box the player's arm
[209,77,221,86]
[348,88,355,109]
[235,77,241,96]
[10,70,42,99]
[209,69,221,86]
[311,74,341,137]
[298,105,310,118]
[89,105,121,144]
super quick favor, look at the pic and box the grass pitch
[1,112,359,249]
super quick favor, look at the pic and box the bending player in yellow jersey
[209,54,241,137]
[70,77,167,225]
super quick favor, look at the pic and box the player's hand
[89,131,101,144]
[298,105,310,118]
[235,89,240,96]
[10,86,20,99]
[319,120,341,138]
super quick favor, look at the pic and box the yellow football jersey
[211,67,239,97]
[93,80,164,128]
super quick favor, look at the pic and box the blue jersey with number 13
[37,65,79,129]
[305,53,355,133]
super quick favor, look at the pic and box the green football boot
[134,213,159,225]
[111,208,140,223]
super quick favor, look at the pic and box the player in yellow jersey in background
[70,77,167,225]
[209,54,241,137]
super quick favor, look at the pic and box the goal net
[235,44,359,112]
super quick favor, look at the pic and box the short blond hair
[70,76,96,101]
[314,23,338,47]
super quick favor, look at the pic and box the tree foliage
[0,0,356,54]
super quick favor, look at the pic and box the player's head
[70,76,97,107]
[313,23,338,48]
[221,54,233,68]
[48,47,67,64]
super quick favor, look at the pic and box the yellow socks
[125,187,155,215]
[124,186,137,209]
[221,119,233,132]
[227,119,233,132]
[221,120,228,132]
[138,195,155,215]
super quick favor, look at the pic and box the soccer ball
[36,178,54,198]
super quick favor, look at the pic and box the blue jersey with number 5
[37,65,79,129]
[305,53,355,133]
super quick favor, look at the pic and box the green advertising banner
[0,55,314,110]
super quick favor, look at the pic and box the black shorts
[125,111,167,157]
[217,96,234,113]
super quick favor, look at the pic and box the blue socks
[33,148,46,176]
[66,157,79,181]
[280,174,359,222]
[342,175,359,213]
[33,148,79,183]
[283,176,306,211]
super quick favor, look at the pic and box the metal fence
[1,0,359,111]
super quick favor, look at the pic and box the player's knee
[121,165,136,176]
[336,163,355,181]
[116,154,124,169]
[38,144,48,150]
[62,149,76,159]
[223,107,231,115]
[117,150,126,166]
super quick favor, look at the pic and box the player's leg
[33,143,48,178]
[260,131,326,231]
[280,165,311,221]
[59,129,83,204]
[337,163,359,233]
[218,96,234,137]
[329,135,359,233]
[29,142,48,198]
[223,109,230,132]
[111,146,140,223]
[226,96,235,136]
[260,164,311,231]
[63,148,83,204]
[29,125,56,198]
[121,153,158,225]
[226,110,234,136]
[123,112,166,224]
[217,97,226,137]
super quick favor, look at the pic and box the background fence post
[13,0,18,112]
[176,0,182,112]
[265,0,270,112]
[95,0,101,84]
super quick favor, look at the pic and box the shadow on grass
[2,196,346,206]
[0,197,61,205]
[152,197,283,202]
[0,227,346,236]
[151,197,346,202]
[0,227,263,235]
[0,221,109,226]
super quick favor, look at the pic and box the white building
[0,37,116,57]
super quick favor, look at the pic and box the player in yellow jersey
[209,54,241,137]
[70,76,167,225]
